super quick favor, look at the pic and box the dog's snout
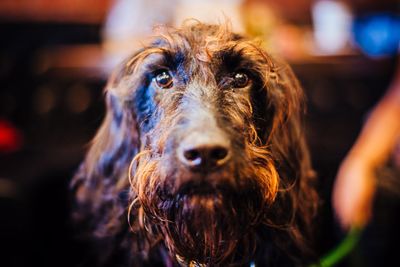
[178,132,231,171]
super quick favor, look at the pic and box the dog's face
[130,25,282,264]
[72,23,317,266]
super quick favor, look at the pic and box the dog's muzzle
[175,99,232,174]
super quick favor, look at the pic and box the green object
[310,227,363,267]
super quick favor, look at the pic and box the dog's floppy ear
[70,61,140,238]
[263,57,318,255]
[266,58,313,183]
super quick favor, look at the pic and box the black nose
[183,145,229,169]
[178,134,231,171]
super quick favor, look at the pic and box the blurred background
[0,0,399,266]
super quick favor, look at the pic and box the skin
[333,61,400,229]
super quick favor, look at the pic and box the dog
[70,22,318,267]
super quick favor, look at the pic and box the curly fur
[71,22,318,267]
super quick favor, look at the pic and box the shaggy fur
[71,22,318,267]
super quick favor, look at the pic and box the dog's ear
[265,58,312,182]
[263,57,318,255]
[70,60,140,238]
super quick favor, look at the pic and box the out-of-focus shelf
[35,44,109,80]
[0,0,112,24]
[288,53,396,78]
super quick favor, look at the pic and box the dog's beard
[131,145,279,265]
[157,183,263,265]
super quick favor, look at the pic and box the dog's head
[72,23,318,266]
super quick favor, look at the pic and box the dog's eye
[233,72,249,88]
[154,70,173,89]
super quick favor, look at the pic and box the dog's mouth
[178,181,221,196]
[172,178,237,202]
[177,182,228,212]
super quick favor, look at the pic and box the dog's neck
[175,254,256,267]
[176,255,206,267]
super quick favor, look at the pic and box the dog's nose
[183,145,229,168]
[178,133,231,171]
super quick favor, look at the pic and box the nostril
[210,147,228,161]
[184,149,201,161]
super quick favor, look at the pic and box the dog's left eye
[154,70,173,89]
[232,72,249,88]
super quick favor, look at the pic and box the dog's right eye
[154,70,173,89]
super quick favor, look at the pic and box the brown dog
[71,22,318,267]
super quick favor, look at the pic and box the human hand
[332,155,376,229]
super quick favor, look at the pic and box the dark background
[0,1,399,267]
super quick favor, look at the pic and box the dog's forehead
[150,25,263,66]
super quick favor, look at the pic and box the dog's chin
[178,189,226,224]
[154,183,259,265]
